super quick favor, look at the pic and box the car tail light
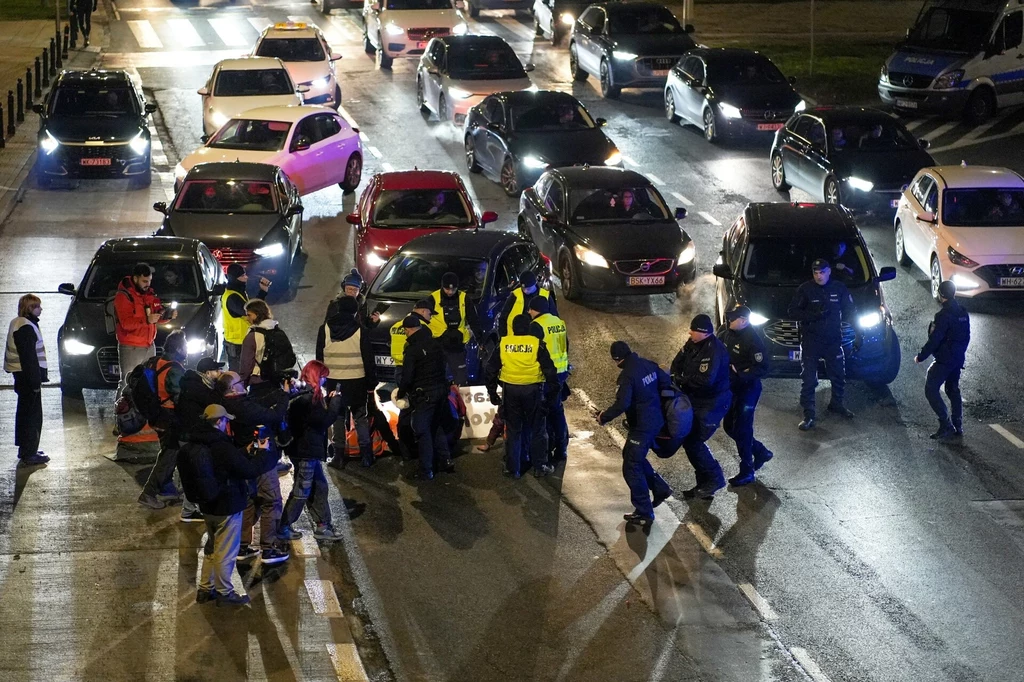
[947,246,978,268]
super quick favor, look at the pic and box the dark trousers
[223,341,242,373]
[411,395,450,474]
[76,4,92,38]
[503,383,546,475]
[623,430,671,519]
[545,377,568,460]
[800,340,846,418]
[13,374,42,459]
[242,469,283,548]
[283,459,331,528]
[143,430,180,496]
[925,361,963,428]
[326,378,372,465]
[444,348,468,386]
[723,381,769,475]
[682,393,729,488]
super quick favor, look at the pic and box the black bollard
[70,12,78,48]
[16,79,24,122]
[35,57,43,95]
[7,91,15,137]
[63,26,70,60]
[25,68,32,108]
[0,101,5,148]
[49,39,57,77]
[55,33,63,69]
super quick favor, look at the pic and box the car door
[480,98,509,177]
[782,115,816,190]
[989,9,1024,107]
[535,0,553,35]
[575,7,605,74]
[423,40,445,109]
[316,112,356,189]
[284,114,324,194]
[801,118,830,197]
[275,171,298,258]
[717,217,746,321]
[364,0,382,47]
[677,56,706,123]
[906,174,938,266]
[537,177,567,258]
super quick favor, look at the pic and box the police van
[878,0,1024,123]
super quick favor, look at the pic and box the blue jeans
[623,430,671,519]
[723,381,769,475]
[925,361,962,428]
[682,394,729,488]
[799,340,846,418]
[283,459,331,528]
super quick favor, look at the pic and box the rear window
[84,261,202,301]
[943,189,1024,227]
[175,179,278,214]
[256,37,324,62]
[214,69,293,96]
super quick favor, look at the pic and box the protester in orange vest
[138,331,187,510]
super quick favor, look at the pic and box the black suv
[712,203,901,385]
[33,69,156,187]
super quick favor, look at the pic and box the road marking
[738,583,779,621]
[647,173,665,185]
[292,533,322,558]
[791,647,833,682]
[572,388,625,448]
[305,579,344,617]
[248,17,273,34]
[670,191,693,206]
[367,146,383,159]
[684,521,723,558]
[358,131,368,142]
[328,15,364,43]
[903,118,924,131]
[930,118,1024,153]
[110,0,120,21]
[326,643,369,681]
[990,424,1024,449]
[167,19,206,48]
[208,18,251,47]
[621,154,638,166]
[922,120,959,141]
[698,211,721,226]
[337,104,360,130]
[127,20,163,49]
[382,162,395,172]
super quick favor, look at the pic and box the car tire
[569,44,588,82]
[894,221,911,267]
[364,32,376,54]
[438,94,448,123]
[500,157,520,196]
[703,107,717,143]
[340,153,362,193]
[664,87,678,123]
[824,176,841,205]
[771,151,790,191]
[930,255,943,301]
[417,76,429,113]
[517,217,530,240]
[465,135,482,173]
[333,84,342,108]
[559,253,580,301]
[377,38,393,69]
[964,87,996,125]
[599,60,620,99]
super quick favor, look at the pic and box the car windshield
[741,239,871,287]
[569,186,670,222]
[829,119,919,152]
[50,86,136,117]
[385,0,453,9]
[208,119,291,151]
[710,55,786,85]
[448,44,526,80]
[511,99,595,131]
[214,69,293,96]
[175,179,278,214]
[372,189,473,227]
[608,6,685,35]
[372,254,489,298]
[942,189,1024,227]
[255,37,324,62]
[84,261,202,301]
[905,8,996,53]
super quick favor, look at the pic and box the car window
[448,42,526,80]
[291,116,321,149]
[607,5,685,35]
[175,179,278,213]
[428,40,445,65]
[545,180,565,217]
[579,7,604,31]
[534,175,552,202]
[828,119,919,152]
[385,0,453,9]
[741,238,871,287]
[85,261,202,301]
[942,188,1024,227]
[198,246,220,288]
[681,56,703,81]
[371,254,489,298]
[994,11,1023,53]
[708,54,785,85]
[255,37,324,62]
[371,189,473,227]
[511,98,595,131]
[923,184,939,214]
[316,113,343,140]
[568,186,670,222]
[792,115,816,142]
[209,118,290,151]
[50,86,137,117]
[483,98,504,125]
[494,245,532,293]
[805,120,826,147]
[911,175,935,208]
[214,69,293,97]
[727,217,746,267]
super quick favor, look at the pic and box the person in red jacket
[113,263,176,393]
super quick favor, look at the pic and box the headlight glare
[186,338,207,355]
[678,243,696,265]
[452,22,469,35]
[612,50,638,61]
[794,99,806,112]
[255,243,286,258]
[365,251,388,268]
[718,102,742,119]
[858,311,882,328]
[448,87,472,100]
[522,155,548,169]
[384,23,405,35]
[847,177,874,192]
[312,77,329,89]
[951,273,981,289]
[748,312,769,326]
[574,244,609,268]
[560,12,574,25]
[604,151,622,166]
[63,339,95,355]
[40,131,60,154]
[210,110,229,129]
[129,132,150,156]
[879,64,889,84]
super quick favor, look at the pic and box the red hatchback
[349,170,498,280]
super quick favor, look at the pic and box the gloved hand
[488,391,501,406]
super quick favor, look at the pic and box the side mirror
[918,137,930,150]
[145,102,158,114]
[330,52,342,61]
[211,283,226,297]
[684,24,695,33]
[287,204,304,217]
[57,283,76,296]
[524,62,536,72]
[153,201,167,214]
[297,84,311,94]
[200,134,210,144]
[596,117,607,127]
[481,210,498,225]
[346,212,361,225]
[292,135,311,151]
[674,207,687,220]
[32,103,44,115]
[788,75,797,85]
[486,121,502,133]
[426,66,439,75]
[712,263,733,280]
[877,266,897,282]
[197,86,209,96]
[917,211,936,224]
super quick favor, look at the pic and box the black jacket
[436,290,483,350]
[223,277,266,322]
[221,390,289,449]
[181,422,279,516]
[315,309,377,386]
[788,279,857,346]
[718,325,770,388]
[176,370,218,437]
[286,392,344,461]
[12,313,48,389]
[325,294,380,330]
[917,299,970,368]
[671,335,731,406]
[599,353,672,434]
[398,327,449,402]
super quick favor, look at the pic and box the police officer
[915,280,970,440]
[221,264,269,373]
[398,315,452,480]
[497,271,557,338]
[428,272,482,386]
[485,314,557,479]
[671,314,731,499]
[718,306,773,486]
[597,341,674,528]
[526,296,570,463]
[390,299,435,382]
[788,258,859,431]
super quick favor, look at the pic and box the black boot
[798,416,816,431]
[827,403,855,418]
[930,421,955,440]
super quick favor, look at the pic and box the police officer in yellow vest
[428,272,483,386]
[390,299,435,383]
[497,270,557,338]
[526,296,570,463]
[485,313,557,479]
[221,264,269,373]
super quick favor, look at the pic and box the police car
[198,57,304,137]
[894,165,1024,299]
[251,23,342,108]
[879,0,1024,123]
[362,0,469,70]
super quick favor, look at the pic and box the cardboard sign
[459,385,500,440]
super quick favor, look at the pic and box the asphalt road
[2,1,1024,680]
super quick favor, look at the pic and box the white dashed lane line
[327,643,370,681]
[621,154,638,167]
[382,162,395,172]
[791,647,834,682]
[367,146,383,159]
[990,424,1024,449]
[684,521,723,559]
[305,579,345,617]
[738,583,779,621]
[698,211,721,226]
[670,191,693,207]
[647,173,665,186]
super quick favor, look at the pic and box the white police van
[879,0,1024,123]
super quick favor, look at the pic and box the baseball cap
[690,314,714,334]
[938,280,957,299]
[203,404,234,421]
[812,258,831,272]
[725,305,751,322]
[610,340,631,361]
[196,357,225,373]
[402,315,422,329]
[413,298,436,314]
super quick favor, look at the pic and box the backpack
[124,358,176,432]
[254,327,296,381]
[177,442,222,507]
[653,390,693,459]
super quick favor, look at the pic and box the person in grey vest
[4,294,49,466]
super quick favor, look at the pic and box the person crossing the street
[915,280,970,440]
[221,264,269,373]
[497,271,557,338]
[526,296,570,464]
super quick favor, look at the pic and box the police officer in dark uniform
[671,314,731,499]
[598,341,674,529]
[915,280,970,440]
[788,259,859,431]
[718,306,773,486]
[397,315,452,480]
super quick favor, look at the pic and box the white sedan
[894,164,1024,299]
[198,57,305,137]
[363,0,468,70]
[176,105,363,196]
[251,23,342,108]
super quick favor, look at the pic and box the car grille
[636,56,676,76]
[406,27,450,41]
[210,247,255,267]
[763,320,856,348]
[973,264,1024,287]
[96,345,164,383]
[612,258,675,276]
[740,108,792,122]
[887,72,933,89]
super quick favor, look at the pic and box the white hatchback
[198,57,304,137]
[176,105,363,196]
[251,23,342,108]
[894,164,1024,299]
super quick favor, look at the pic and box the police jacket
[398,327,449,402]
[429,289,483,350]
[221,390,290,449]
[484,330,557,392]
[285,392,344,461]
[498,286,558,337]
[182,422,279,516]
[670,335,731,406]
[315,311,377,385]
[389,312,431,366]
[718,325,770,388]
[599,352,672,434]
[176,370,217,437]
[788,279,856,346]
[916,299,970,368]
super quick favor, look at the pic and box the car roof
[185,162,280,182]
[744,203,859,238]
[232,104,333,122]
[375,170,464,191]
[802,106,896,125]
[214,56,288,71]
[440,34,511,48]
[98,237,202,258]
[399,230,525,258]
[260,22,323,39]
[496,89,582,106]
[599,2,674,13]
[688,47,768,62]
[929,165,1024,189]
[550,166,652,188]
[931,0,1005,10]
[56,69,133,87]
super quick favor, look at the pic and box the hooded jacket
[113,276,162,347]
[671,335,731,407]
[315,310,377,386]
[240,318,279,386]
[221,389,290,449]
[398,326,448,402]
[599,353,673,434]
[176,370,218,437]
[181,422,279,516]
[286,392,344,461]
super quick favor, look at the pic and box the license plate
[652,69,668,77]
[891,199,901,208]
[417,41,427,49]
[375,355,396,366]
[789,350,802,361]
[896,98,918,109]
[627,275,665,286]
[81,158,111,166]
[998,277,1024,287]
[108,365,120,376]
[757,123,784,131]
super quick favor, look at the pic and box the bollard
[34,58,43,95]
[63,26,70,61]
[49,39,57,77]
[7,91,15,137]
[16,80,24,122]
[55,33,63,70]
[0,101,5,148]
[70,12,78,49]
[25,68,33,108]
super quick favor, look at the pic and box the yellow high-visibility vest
[505,287,550,336]
[498,335,543,385]
[534,312,568,373]
[429,289,470,343]
[221,289,250,345]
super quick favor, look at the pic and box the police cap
[811,258,831,272]
[726,305,751,322]
[938,280,957,300]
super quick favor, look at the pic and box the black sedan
[770,106,934,212]
[569,1,696,99]
[518,166,694,300]
[711,202,900,385]
[664,48,804,143]
[33,69,157,188]
[365,230,550,384]
[154,162,304,287]
[464,90,621,196]
[56,237,224,396]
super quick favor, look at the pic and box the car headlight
[858,311,882,328]
[879,64,889,84]
[129,131,150,156]
[846,176,874,192]
[40,131,60,154]
[452,22,468,35]
[365,250,388,268]
[522,155,548,169]
[312,77,329,89]
[186,337,207,355]
[384,23,405,35]
[933,69,964,90]
[794,99,806,112]
[951,273,981,290]
[210,110,229,129]
[604,151,622,166]
[560,12,574,25]
[678,242,696,265]
[748,312,769,326]
[947,246,979,268]
[718,102,742,119]
[574,244,609,268]
[448,87,473,100]
[255,242,286,258]
[63,338,95,355]
[612,50,638,61]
